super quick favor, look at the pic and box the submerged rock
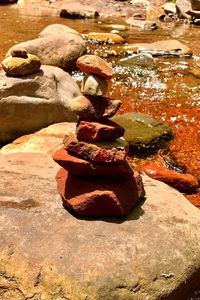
[0,152,200,299]
[112,112,173,149]
[0,65,80,143]
[117,53,155,70]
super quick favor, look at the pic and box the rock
[6,33,86,71]
[85,32,126,44]
[0,122,76,154]
[56,168,144,217]
[0,0,17,3]
[140,164,199,192]
[0,65,80,143]
[2,54,41,76]
[146,5,165,20]
[130,39,192,56]
[176,0,192,19]
[0,152,200,299]
[117,53,155,70]
[76,119,125,141]
[112,112,173,149]
[11,47,28,58]
[81,74,108,96]
[69,95,121,120]
[76,54,113,79]
[60,4,99,19]
[125,18,158,30]
[64,134,128,163]
[39,24,78,37]
[53,147,133,177]
[162,2,177,15]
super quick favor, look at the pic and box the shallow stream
[0,4,199,207]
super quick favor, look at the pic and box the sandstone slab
[76,119,125,141]
[0,153,200,299]
[69,95,121,120]
[0,122,76,155]
[2,54,41,76]
[53,147,133,177]
[140,163,198,192]
[76,54,113,79]
[64,134,128,163]
[56,168,145,217]
[0,65,80,143]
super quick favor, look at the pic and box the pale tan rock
[81,74,108,96]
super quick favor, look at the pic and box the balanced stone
[56,168,145,217]
[53,147,133,177]
[76,54,113,79]
[11,47,28,58]
[2,54,41,76]
[81,74,108,96]
[69,95,121,120]
[76,119,125,141]
[64,134,128,163]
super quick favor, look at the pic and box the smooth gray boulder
[6,32,86,71]
[0,152,199,299]
[0,65,80,143]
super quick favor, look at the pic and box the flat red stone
[64,134,128,163]
[70,95,121,120]
[76,54,113,79]
[76,119,125,141]
[140,163,198,192]
[53,147,133,177]
[56,168,145,217]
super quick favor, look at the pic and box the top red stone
[76,55,113,79]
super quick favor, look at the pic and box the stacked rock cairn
[2,47,41,76]
[53,54,145,217]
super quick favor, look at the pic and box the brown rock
[85,32,126,44]
[64,134,128,163]
[69,95,121,120]
[53,147,133,177]
[76,54,113,79]
[11,47,28,58]
[76,119,125,141]
[60,4,99,19]
[140,164,198,192]
[56,168,145,217]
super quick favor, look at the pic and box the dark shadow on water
[62,196,146,224]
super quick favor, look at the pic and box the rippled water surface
[0,4,199,207]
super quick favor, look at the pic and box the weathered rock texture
[0,65,80,143]
[0,153,200,299]
[6,32,86,71]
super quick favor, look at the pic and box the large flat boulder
[0,65,80,143]
[0,153,200,299]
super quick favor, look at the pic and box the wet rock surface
[112,112,173,149]
[0,153,200,299]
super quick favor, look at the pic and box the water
[0,4,199,207]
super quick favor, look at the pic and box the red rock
[76,54,113,79]
[56,168,145,217]
[53,147,133,177]
[140,164,198,192]
[76,119,125,141]
[64,134,128,163]
[70,95,121,120]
